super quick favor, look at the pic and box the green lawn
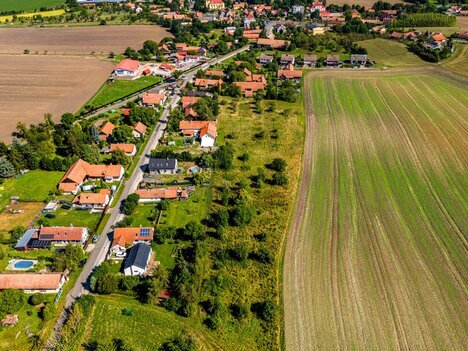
[0,0,64,13]
[159,187,210,228]
[83,294,221,351]
[0,294,55,351]
[87,76,163,109]
[0,170,64,211]
[37,208,101,230]
[130,204,156,227]
[0,245,54,273]
[359,38,428,67]
[153,243,176,269]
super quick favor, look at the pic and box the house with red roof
[195,78,223,89]
[428,32,447,49]
[142,92,166,107]
[277,64,303,81]
[110,143,137,156]
[110,226,154,254]
[0,273,66,293]
[179,120,217,147]
[58,159,124,194]
[311,2,326,12]
[112,59,141,79]
[205,0,225,11]
[132,122,147,138]
[134,187,186,203]
[99,121,116,141]
[73,190,110,210]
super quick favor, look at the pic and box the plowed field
[284,68,468,350]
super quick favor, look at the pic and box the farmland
[284,69,468,350]
[0,26,172,55]
[0,9,65,22]
[0,0,64,13]
[328,0,403,6]
[0,55,113,143]
[0,25,172,143]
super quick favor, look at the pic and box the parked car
[45,213,56,219]
[116,252,127,258]
[92,235,99,243]
[79,259,87,267]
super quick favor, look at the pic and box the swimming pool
[13,260,35,269]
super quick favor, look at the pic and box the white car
[115,252,127,258]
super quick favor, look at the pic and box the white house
[112,59,141,79]
[200,123,217,148]
[123,243,152,276]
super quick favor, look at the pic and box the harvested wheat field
[284,68,468,350]
[0,202,43,235]
[0,55,113,142]
[0,25,172,55]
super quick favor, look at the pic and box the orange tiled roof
[133,122,147,135]
[194,78,223,87]
[99,121,116,136]
[142,92,165,105]
[181,96,200,109]
[0,273,63,290]
[134,188,179,200]
[205,70,224,77]
[39,226,86,241]
[179,120,216,131]
[200,123,217,138]
[112,227,154,248]
[110,143,136,154]
[73,192,108,205]
[278,70,303,79]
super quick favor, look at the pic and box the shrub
[252,300,277,323]
[230,204,254,227]
[267,158,286,172]
[159,333,196,351]
[29,293,45,306]
[123,194,140,215]
[271,171,288,186]
[122,307,133,316]
[230,303,249,320]
[40,302,56,321]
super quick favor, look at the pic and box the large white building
[123,243,152,276]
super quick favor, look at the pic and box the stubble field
[0,55,113,142]
[284,69,468,350]
[0,25,171,142]
[0,25,172,55]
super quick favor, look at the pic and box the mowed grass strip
[87,76,163,110]
[284,71,468,350]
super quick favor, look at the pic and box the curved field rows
[284,69,468,350]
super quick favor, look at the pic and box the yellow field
[0,9,64,22]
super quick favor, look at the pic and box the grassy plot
[87,76,163,109]
[442,44,468,77]
[36,208,101,230]
[0,0,64,13]
[160,187,210,228]
[359,38,428,67]
[284,70,468,350]
[0,202,43,238]
[153,243,176,269]
[83,294,222,351]
[198,98,304,350]
[130,204,156,227]
[0,170,64,211]
[0,294,55,351]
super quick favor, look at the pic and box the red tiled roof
[134,188,179,200]
[200,123,217,138]
[205,70,224,77]
[278,70,303,79]
[256,38,288,49]
[133,122,147,135]
[73,192,108,205]
[179,120,216,131]
[194,78,223,87]
[181,96,200,109]
[99,121,116,136]
[39,226,86,241]
[0,273,64,290]
[110,143,136,154]
[114,59,140,72]
[142,92,165,105]
[112,227,154,248]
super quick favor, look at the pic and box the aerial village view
[0,0,466,350]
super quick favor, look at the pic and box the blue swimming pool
[13,260,34,269]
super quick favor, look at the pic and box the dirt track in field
[0,25,172,55]
[283,68,468,350]
[0,55,113,143]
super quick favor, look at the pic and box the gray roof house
[350,54,368,66]
[123,243,152,276]
[147,158,178,174]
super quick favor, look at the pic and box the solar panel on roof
[39,234,55,240]
[140,228,150,237]
[29,239,51,248]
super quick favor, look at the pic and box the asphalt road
[48,45,250,344]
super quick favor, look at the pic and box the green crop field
[284,69,468,350]
[0,0,64,13]
[86,76,163,110]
